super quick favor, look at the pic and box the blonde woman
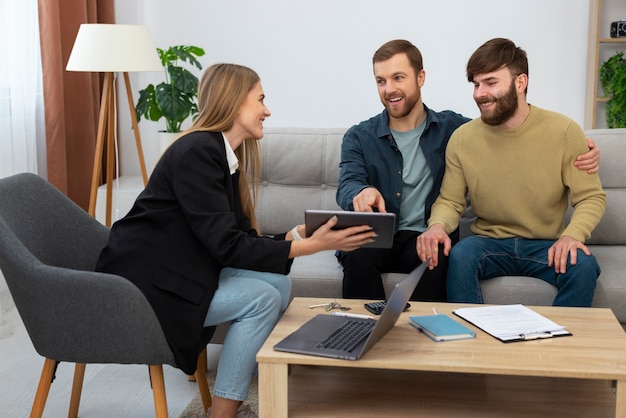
[96,63,374,418]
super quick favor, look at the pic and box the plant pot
[158,131,179,155]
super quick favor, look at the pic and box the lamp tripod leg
[123,72,148,186]
[88,72,114,220]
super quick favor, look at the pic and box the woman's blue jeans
[447,236,600,307]
[203,267,291,401]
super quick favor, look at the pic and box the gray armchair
[0,172,211,417]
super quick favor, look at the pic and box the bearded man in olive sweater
[417,38,606,307]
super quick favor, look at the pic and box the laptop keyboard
[315,320,376,352]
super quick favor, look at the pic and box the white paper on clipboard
[453,304,571,342]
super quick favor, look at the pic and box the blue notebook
[409,314,476,342]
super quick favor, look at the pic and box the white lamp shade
[66,24,162,72]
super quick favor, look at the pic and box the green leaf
[599,51,626,128]
[168,66,199,95]
[135,44,205,133]
[135,84,163,123]
[155,82,192,133]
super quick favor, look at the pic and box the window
[0,0,45,178]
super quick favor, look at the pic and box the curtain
[38,0,114,209]
[0,0,44,179]
[0,0,45,338]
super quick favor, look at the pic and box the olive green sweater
[428,105,606,243]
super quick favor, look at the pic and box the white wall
[115,0,591,174]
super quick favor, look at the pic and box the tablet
[304,210,396,249]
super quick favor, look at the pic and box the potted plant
[135,45,205,151]
[599,51,626,128]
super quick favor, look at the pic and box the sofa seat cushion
[385,273,557,307]
[289,254,416,301]
[289,251,344,299]
[481,277,557,306]
[588,245,626,323]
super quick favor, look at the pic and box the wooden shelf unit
[585,0,626,129]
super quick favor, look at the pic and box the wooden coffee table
[256,297,626,417]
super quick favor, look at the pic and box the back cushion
[581,129,626,245]
[256,128,346,235]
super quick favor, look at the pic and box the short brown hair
[466,38,529,93]
[373,39,424,76]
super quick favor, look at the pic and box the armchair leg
[30,358,57,418]
[68,363,86,418]
[149,365,169,418]
[195,347,212,411]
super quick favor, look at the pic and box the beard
[384,90,421,120]
[476,80,518,126]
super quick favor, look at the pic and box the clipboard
[452,304,572,343]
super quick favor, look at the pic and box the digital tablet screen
[304,210,396,249]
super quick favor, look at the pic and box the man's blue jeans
[447,236,600,307]
[203,267,291,401]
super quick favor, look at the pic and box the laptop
[304,209,396,249]
[273,261,427,360]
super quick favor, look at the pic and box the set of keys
[308,301,351,311]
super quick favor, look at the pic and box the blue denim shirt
[336,105,470,234]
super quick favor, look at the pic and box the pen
[331,312,374,320]
[519,332,553,340]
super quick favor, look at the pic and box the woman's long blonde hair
[186,63,262,232]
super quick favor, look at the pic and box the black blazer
[96,131,292,374]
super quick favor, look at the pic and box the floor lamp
[66,24,162,226]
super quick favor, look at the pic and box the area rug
[178,371,258,418]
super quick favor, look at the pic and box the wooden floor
[0,306,221,418]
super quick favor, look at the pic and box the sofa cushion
[587,245,626,322]
[582,129,626,245]
[289,251,344,299]
[256,128,344,236]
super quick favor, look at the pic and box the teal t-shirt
[391,121,432,232]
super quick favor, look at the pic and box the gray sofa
[254,127,626,325]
